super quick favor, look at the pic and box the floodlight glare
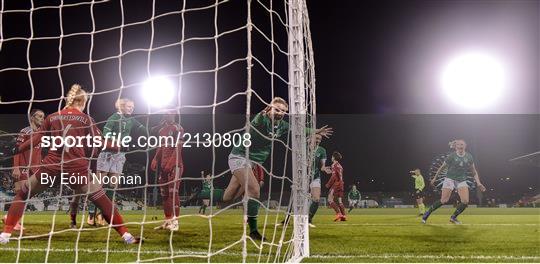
[142,76,175,108]
[441,52,505,109]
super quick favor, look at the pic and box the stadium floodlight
[441,52,505,109]
[142,76,175,108]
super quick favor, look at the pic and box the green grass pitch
[0,207,538,262]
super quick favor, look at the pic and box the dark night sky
[0,0,538,201]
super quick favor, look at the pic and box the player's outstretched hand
[477,183,486,192]
[316,125,333,138]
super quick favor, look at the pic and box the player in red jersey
[325,151,346,221]
[0,84,140,244]
[150,112,184,231]
[2,109,45,231]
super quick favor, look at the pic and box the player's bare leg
[416,197,426,216]
[223,175,242,202]
[450,187,469,224]
[232,166,264,240]
[422,187,452,223]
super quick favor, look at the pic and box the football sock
[308,201,319,223]
[426,200,443,215]
[3,186,31,234]
[247,199,259,233]
[338,203,346,216]
[418,203,426,214]
[69,198,79,224]
[89,189,128,236]
[452,203,468,218]
[329,202,340,214]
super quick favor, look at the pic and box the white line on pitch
[0,247,538,261]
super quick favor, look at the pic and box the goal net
[509,151,540,167]
[0,0,316,262]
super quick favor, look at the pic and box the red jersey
[19,108,102,171]
[15,126,42,174]
[154,122,184,172]
[325,162,344,190]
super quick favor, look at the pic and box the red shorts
[330,184,344,198]
[158,167,184,196]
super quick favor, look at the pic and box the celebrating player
[347,184,360,213]
[199,171,212,215]
[82,98,147,226]
[150,112,184,231]
[410,169,426,216]
[2,109,45,231]
[422,139,486,224]
[0,84,140,244]
[326,151,346,221]
[198,97,333,240]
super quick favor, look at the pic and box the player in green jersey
[410,169,426,215]
[199,171,212,215]
[72,98,156,227]
[422,140,486,224]
[347,185,360,213]
[307,134,330,227]
[198,97,333,240]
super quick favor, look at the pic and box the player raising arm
[198,97,333,240]
[0,84,140,244]
[422,139,486,224]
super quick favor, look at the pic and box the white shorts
[228,154,253,173]
[442,178,469,190]
[349,199,359,207]
[97,152,126,174]
[310,178,321,188]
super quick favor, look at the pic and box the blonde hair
[64,84,87,109]
[449,139,465,149]
[271,97,288,108]
[115,98,134,112]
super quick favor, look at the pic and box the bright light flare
[142,76,175,108]
[441,52,505,109]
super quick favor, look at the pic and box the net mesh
[0,0,315,262]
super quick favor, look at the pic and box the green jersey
[202,180,212,192]
[231,113,290,164]
[348,189,360,200]
[312,146,327,180]
[444,152,474,181]
[413,174,425,191]
[102,112,146,140]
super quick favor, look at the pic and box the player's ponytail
[64,84,88,109]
